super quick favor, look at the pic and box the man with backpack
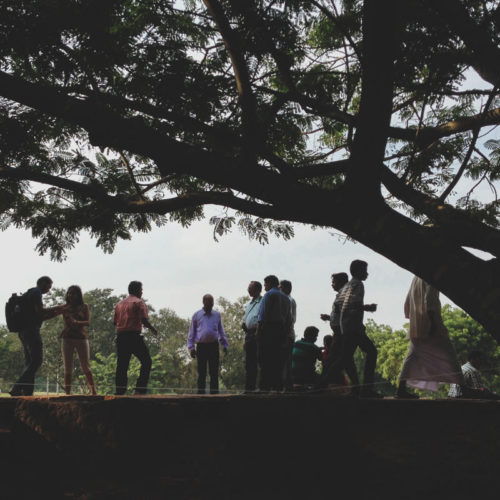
[9,276,67,396]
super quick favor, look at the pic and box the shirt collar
[464,361,478,372]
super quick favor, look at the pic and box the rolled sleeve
[218,316,229,348]
[187,315,197,351]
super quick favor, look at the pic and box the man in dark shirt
[292,326,322,386]
[257,275,292,392]
[9,276,67,396]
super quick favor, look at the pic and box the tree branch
[0,71,289,205]
[202,0,259,162]
[438,89,498,201]
[430,0,500,86]
[346,0,403,194]
[380,165,500,257]
[0,164,285,220]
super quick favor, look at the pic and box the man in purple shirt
[188,294,229,394]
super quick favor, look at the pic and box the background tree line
[1,289,499,396]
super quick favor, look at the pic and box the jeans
[115,331,152,395]
[11,328,43,396]
[196,342,220,394]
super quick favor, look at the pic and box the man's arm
[187,314,197,355]
[139,301,157,336]
[30,290,63,321]
[141,317,158,336]
[218,313,229,355]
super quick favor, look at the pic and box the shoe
[360,390,384,399]
[344,390,360,398]
[8,390,23,397]
[394,390,419,399]
[460,387,484,399]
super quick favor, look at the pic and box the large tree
[1,1,500,337]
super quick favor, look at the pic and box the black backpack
[5,292,27,332]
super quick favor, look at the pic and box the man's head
[279,279,292,296]
[263,275,279,291]
[331,272,349,292]
[303,326,319,343]
[203,294,214,312]
[128,281,143,298]
[36,276,53,294]
[468,350,483,369]
[248,281,262,298]
[350,260,368,281]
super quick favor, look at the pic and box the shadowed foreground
[0,394,499,499]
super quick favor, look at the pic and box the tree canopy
[1,1,500,337]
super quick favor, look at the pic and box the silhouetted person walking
[10,276,67,396]
[319,262,380,397]
[114,281,158,395]
[397,276,479,398]
[188,294,228,394]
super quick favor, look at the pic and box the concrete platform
[0,394,499,499]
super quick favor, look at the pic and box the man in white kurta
[397,276,464,396]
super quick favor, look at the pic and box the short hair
[37,276,53,287]
[332,272,349,288]
[350,260,368,276]
[468,350,483,361]
[280,279,292,294]
[251,281,262,293]
[323,334,333,348]
[128,281,142,296]
[65,285,84,305]
[264,275,279,288]
[304,326,319,341]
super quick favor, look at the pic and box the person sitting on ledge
[448,350,500,399]
[292,326,322,387]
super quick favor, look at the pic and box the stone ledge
[1,395,499,499]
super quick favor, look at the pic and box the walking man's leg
[12,329,43,396]
[357,330,381,397]
[132,335,152,394]
[115,333,133,395]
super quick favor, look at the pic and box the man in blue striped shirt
[242,281,263,392]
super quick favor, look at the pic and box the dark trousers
[321,327,377,392]
[282,339,294,392]
[115,331,152,395]
[196,342,220,394]
[11,328,43,396]
[244,331,258,391]
[258,323,288,391]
